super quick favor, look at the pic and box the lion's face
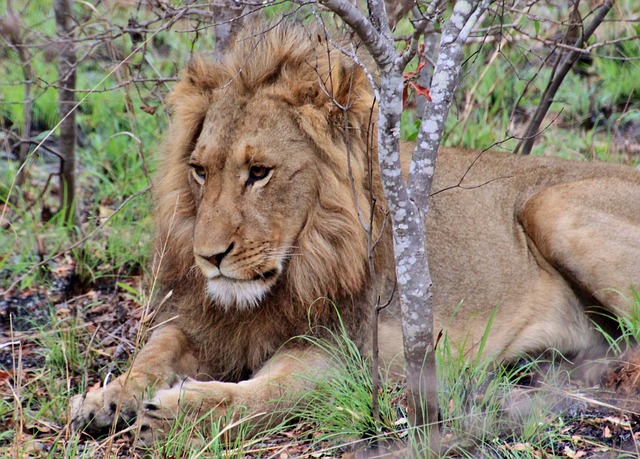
[189,94,319,309]
[157,30,379,312]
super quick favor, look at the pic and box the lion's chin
[206,277,272,310]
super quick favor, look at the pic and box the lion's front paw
[137,380,235,445]
[138,387,183,445]
[70,381,139,436]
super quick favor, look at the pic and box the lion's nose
[200,242,234,268]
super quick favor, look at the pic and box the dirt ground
[3,268,640,458]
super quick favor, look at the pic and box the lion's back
[426,149,640,359]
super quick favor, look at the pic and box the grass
[145,409,260,459]
[293,322,406,451]
[1,0,640,458]
[592,288,640,356]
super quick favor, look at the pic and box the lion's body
[428,150,640,363]
[70,23,640,441]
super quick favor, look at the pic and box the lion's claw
[137,399,176,445]
[69,384,139,437]
[143,401,161,412]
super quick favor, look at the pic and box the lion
[70,23,640,444]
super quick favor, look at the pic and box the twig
[516,0,615,155]
[3,5,34,187]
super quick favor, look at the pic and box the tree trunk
[516,0,614,155]
[54,0,77,225]
[3,4,33,187]
[376,70,440,454]
[309,0,493,454]
[211,1,247,59]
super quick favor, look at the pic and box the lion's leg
[520,178,640,316]
[520,179,640,386]
[138,346,329,444]
[70,324,198,435]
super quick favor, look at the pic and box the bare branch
[398,0,447,69]
[315,0,395,69]
[516,0,615,155]
[409,0,494,214]
[367,0,392,39]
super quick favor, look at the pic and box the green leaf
[117,281,139,296]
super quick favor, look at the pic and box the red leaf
[0,370,13,383]
[402,61,426,80]
[409,82,432,102]
[402,62,431,108]
[139,105,157,115]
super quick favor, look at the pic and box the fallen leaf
[604,416,631,429]
[99,204,115,218]
[0,370,14,383]
[564,445,586,458]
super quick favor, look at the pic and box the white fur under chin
[206,278,270,310]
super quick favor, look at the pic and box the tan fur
[70,23,640,442]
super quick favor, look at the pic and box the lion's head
[154,23,387,311]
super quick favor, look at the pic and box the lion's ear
[337,61,374,134]
[182,58,222,92]
[327,61,370,111]
[166,59,220,159]
[311,59,376,139]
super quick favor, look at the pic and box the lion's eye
[190,164,206,184]
[247,165,271,186]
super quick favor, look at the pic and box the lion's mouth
[252,269,278,282]
[212,268,279,284]
[206,270,279,310]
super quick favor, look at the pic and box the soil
[2,268,640,458]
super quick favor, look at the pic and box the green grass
[147,409,255,459]
[592,288,640,355]
[293,323,405,451]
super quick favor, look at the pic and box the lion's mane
[150,23,391,379]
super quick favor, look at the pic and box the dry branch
[516,0,615,155]
[54,0,78,225]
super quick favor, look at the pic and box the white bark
[212,1,247,59]
[410,0,491,213]
[303,0,493,451]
